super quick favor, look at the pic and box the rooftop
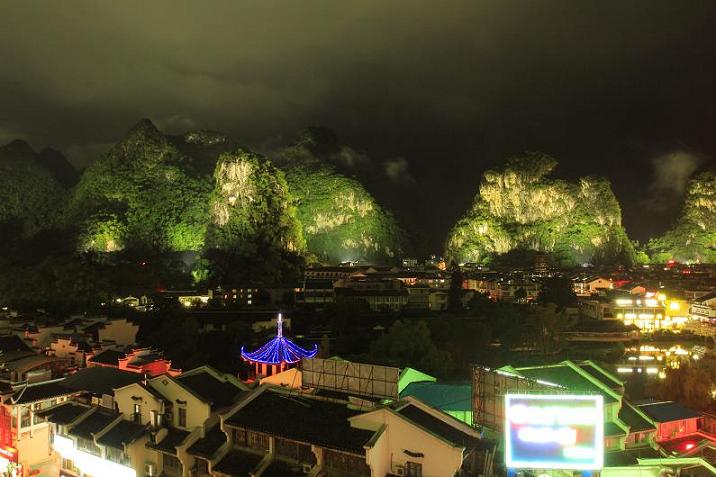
[395,402,481,448]
[400,382,470,413]
[37,402,90,425]
[88,349,126,366]
[618,401,655,432]
[146,427,191,455]
[635,400,702,423]
[96,420,148,449]
[240,314,317,365]
[224,390,374,454]
[212,449,263,477]
[68,408,118,440]
[12,379,74,404]
[176,369,245,410]
[186,425,227,459]
[0,334,33,354]
[510,361,619,404]
[62,367,144,396]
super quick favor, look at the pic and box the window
[406,461,422,477]
[133,403,141,423]
[178,407,186,428]
[163,454,182,477]
[20,407,30,428]
[247,431,269,451]
[62,458,79,473]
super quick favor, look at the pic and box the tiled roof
[0,335,32,354]
[186,426,227,459]
[145,427,190,455]
[13,379,74,404]
[88,349,126,366]
[635,400,702,423]
[96,420,148,449]
[37,402,89,425]
[618,401,655,432]
[260,458,306,477]
[176,371,245,410]
[212,449,263,477]
[396,403,481,448]
[62,367,144,396]
[224,390,374,454]
[68,409,118,440]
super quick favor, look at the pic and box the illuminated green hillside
[272,128,407,263]
[649,170,716,263]
[0,140,68,237]
[67,119,213,253]
[446,152,634,266]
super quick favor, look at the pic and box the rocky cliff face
[649,171,716,263]
[206,150,304,254]
[446,152,634,266]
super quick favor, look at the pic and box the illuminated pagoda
[240,313,318,377]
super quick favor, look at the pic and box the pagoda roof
[240,313,317,365]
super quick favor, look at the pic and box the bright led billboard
[505,394,604,471]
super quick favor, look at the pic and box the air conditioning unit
[394,465,405,476]
[145,462,156,476]
[301,463,312,474]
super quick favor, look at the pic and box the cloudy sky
[2,1,714,250]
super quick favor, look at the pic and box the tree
[647,362,714,411]
[527,304,570,357]
[447,261,464,312]
[538,276,577,310]
[369,320,452,377]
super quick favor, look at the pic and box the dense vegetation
[270,127,407,263]
[649,170,716,263]
[1,122,715,317]
[67,120,213,253]
[445,152,635,267]
[0,140,68,237]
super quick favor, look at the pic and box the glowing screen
[505,394,604,470]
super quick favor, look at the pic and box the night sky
[2,1,714,252]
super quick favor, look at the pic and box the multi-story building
[464,276,540,303]
[216,387,485,477]
[0,378,79,476]
[572,275,613,296]
[44,365,248,477]
[690,291,716,322]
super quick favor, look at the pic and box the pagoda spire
[277,312,283,338]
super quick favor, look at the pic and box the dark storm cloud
[1,0,715,247]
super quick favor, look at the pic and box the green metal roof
[400,382,471,413]
[513,362,619,403]
[398,367,436,394]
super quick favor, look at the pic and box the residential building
[691,291,716,322]
[44,365,247,477]
[217,387,488,477]
[0,378,78,476]
[572,276,613,296]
